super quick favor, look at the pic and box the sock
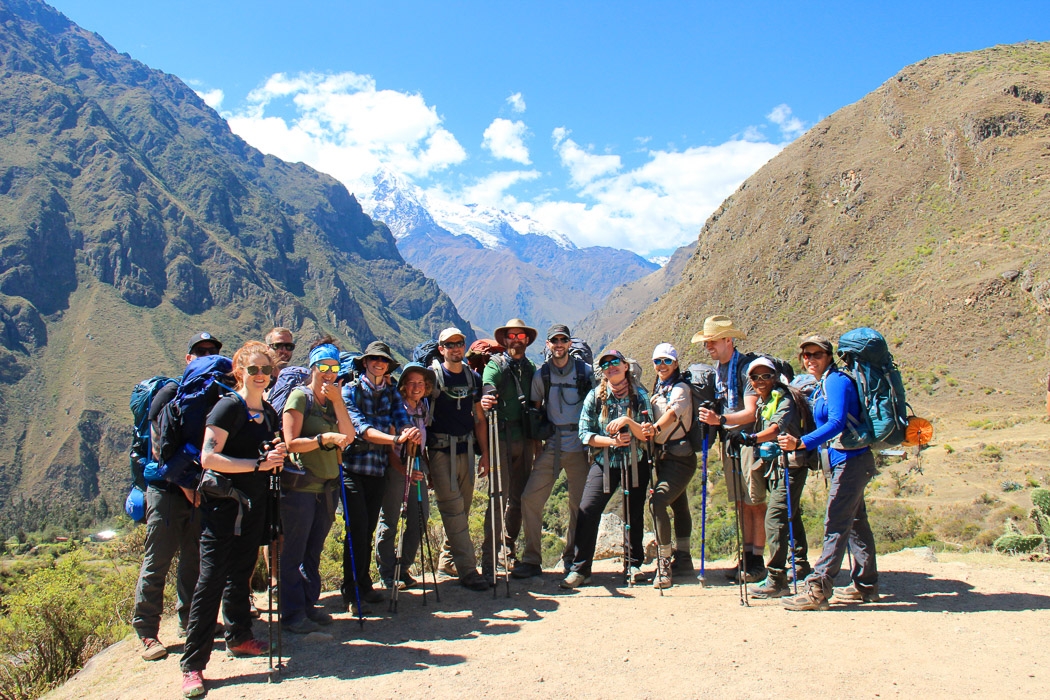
[675,538,691,553]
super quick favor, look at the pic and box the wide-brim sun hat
[493,318,537,347]
[354,340,401,373]
[397,361,436,392]
[690,315,747,344]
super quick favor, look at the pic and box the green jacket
[482,354,536,441]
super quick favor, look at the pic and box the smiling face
[654,357,677,381]
[504,328,528,358]
[703,338,735,364]
[364,356,391,379]
[400,370,429,405]
[547,335,570,361]
[236,351,274,393]
[439,338,465,364]
[800,344,832,378]
[748,367,776,400]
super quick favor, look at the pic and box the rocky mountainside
[365,172,658,335]
[0,0,472,533]
[613,43,1050,406]
[574,242,695,351]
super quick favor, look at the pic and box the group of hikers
[128,315,892,698]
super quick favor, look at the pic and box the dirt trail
[47,549,1050,700]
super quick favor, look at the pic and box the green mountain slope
[614,43,1050,407]
[0,0,471,533]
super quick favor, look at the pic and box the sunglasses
[191,345,219,357]
[748,372,776,382]
[505,332,529,341]
[599,358,623,370]
[653,358,675,366]
[801,351,828,360]
[549,337,570,345]
[270,342,295,352]
[441,340,465,348]
[315,363,340,373]
[246,365,274,376]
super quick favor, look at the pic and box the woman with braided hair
[561,350,655,589]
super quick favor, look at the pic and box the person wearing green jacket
[479,318,538,579]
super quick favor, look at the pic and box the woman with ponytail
[561,350,655,589]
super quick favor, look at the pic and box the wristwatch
[718,415,726,427]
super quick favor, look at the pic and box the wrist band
[317,434,325,450]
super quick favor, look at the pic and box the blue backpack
[124,375,178,521]
[151,355,235,489]
[835,328,909,450]
[268,366,312,416]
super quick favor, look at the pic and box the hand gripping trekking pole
[338,463,365,628]
[414,451,440,604]
[699,432,709,588]
[389,442,415,613]
[486,409,510,597]
[781,450,799,595]
[640,407,665,596]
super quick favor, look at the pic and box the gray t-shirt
[531,359,592,453]
[716,354,757,432]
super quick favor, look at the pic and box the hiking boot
[307,609,334,626]
[181,670,205,698]
[782,581,829,611]
[749,571,789,599]
[460,570,492,591]
[249,596,260,619]
[743,553,766,583]
[787,562,813,583]
[511,562,543,579]
[227,637,271,657]
[836,582,881,603]
[670,550,694,574]
[140,637,168,661]
[360,587,385,604]
[283,617,320,634]
[628,566,647,584]
[559,571,591,589]
[438,560,458,577]
[399,574,418,589]
[724,559,745,581]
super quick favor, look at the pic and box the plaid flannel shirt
[343,375,411,477]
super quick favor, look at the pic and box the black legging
[569,461,650,576]
[340,471,386,597]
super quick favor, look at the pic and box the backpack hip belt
[427,431,475,494]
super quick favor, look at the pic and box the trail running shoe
[181,670,205,698]
[559,571,591,589]
[227,637,271,657]
[140,637,168,661]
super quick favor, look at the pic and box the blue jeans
[279,487,337,625]
[808,450,878,597]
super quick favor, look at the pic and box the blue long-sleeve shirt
[801,368,868,466]
[343,375,411,476]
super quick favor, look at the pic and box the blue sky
[48,0,1050,256]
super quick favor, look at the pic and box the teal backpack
[835,328,909,450]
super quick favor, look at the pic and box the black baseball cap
[546,323,571,340]
[187,332,222,354]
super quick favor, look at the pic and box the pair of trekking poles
[486,409,512,597]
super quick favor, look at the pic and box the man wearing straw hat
[692,315,767,583]
[479,318,538,578]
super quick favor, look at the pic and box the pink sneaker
[181,670,205,698]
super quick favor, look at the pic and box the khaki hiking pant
[429,447,478,577]
[519,443,589,568]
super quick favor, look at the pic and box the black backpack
[677,363,719,452]
[152,355,235,490]
[542,337,594,367]
[539,358,594,409]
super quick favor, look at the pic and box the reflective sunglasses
[441,340,465,348]
[191,345,219,357]
[270,342,295,352]
[505,332,529,341]
[315,363,340,373]
[549,336,570,345]
[801,351,828,360]
[599,358,623,370]
[246,365,274,376]
[748,372,776,382]
[653,358,675,366]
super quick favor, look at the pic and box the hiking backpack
[412,338,478,421]
[151,355,235,489]
[676,363,718,452]
[267,366,312,416]
[834,327,909,450]
[737,351,795,387]
[124,375,178,521]
[539,358,594,409]
[466,338,504,374]
[412,339,442,368]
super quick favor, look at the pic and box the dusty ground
[48,549,1050,700]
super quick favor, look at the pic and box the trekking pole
[414,451,440,603]
[267,464,283,680]
[623,430,637,587]
[781,450,798,595]
[492,411,511,597]
[486,409,501,597]
[389,442,415,613]
[338,464,365,628]
[728,440,748,606]
[699,431,709,588]
[640,407,664,596]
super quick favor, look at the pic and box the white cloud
[506,92,526,113]
[196,88,224,109]
[552,128,622,187]
[225,71,466,193]
[520,138,783,252]
[437,170,541,209]
[767,103,806,140]
[482,118,531,164]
